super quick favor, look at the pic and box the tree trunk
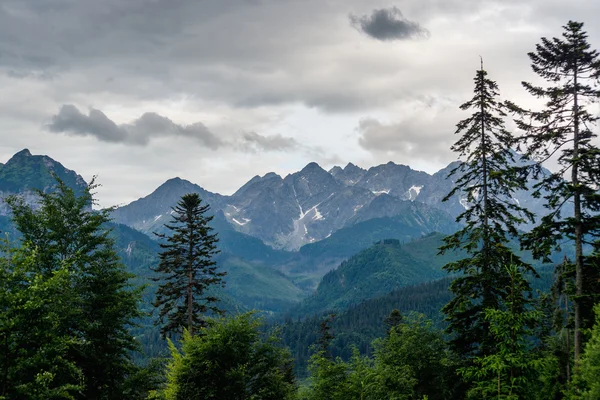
[480,67,492,355]
[565,267,571,384]
[187,215,194,336]
[572,58,583,363]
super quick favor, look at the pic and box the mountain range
[0,149,555,313]
[110,155,548,251]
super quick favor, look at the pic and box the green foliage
[372,314,454,400]
[569,304,600,399]
[384,309,404,334]
[0,149,85,195]
[296,233,463,316]
[153,193,226,337]
[280,277,455,377]
[581,243,600,334]
[0,246,83,399]
[160,313,296,400]
[2,176,142,400]
[510,20,600,360]
[460,264,544,399]
[302,348,381,400]
[301,314,453,400]
[440,64,536,360]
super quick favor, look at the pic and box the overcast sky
[1,0,599,207]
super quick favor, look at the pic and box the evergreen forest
[1,20,600,400]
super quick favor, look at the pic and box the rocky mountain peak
[330,162,366,186]
[0,149,88,215]
[233,175,263,197]
[329,166,343,175]
[300,162,325,173]
[12,148,32,158]
[262,172,281,180]
[344,162,363,172]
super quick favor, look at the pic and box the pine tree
[439,62,536,359]
[384,309,404,335]
[6,177,142,400]
[570,303,600,399]
[510,21,600,361]
[153,193,225,337]
[317,314,336,357]
[583,243,600,329]
[460,264,543,399]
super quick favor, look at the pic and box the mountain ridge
[110,155,548,251]
[0,148,88,215]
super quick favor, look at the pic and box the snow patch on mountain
[372,189,390,195]
[408,185,423,200]
[232,217,251,226]
[292,185,305,218]
[459,196,470,209]
[410,185,422,194]
[313,207,324,221]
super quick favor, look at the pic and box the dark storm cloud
[47,105,300,152]
[48,105,126,142]
[47,105,223,148]
[349,7,429,41]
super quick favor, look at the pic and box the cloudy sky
[0,0,599,207]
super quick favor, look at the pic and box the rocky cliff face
[113,156,547,251]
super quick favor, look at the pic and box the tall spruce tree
[439,62,536,359]
[510,21,600,361]
[459,264,542,399]
[153,193,225,337]
[6,177,142,400]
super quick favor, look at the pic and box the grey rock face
[112,155,550,250]
[110,177,227,234]
[329,162,367,186]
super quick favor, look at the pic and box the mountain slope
[294,233,464,315]
[110,177,227,233]
[0,149,304,317]
[112,159,475,251]
[0,149,87,215]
